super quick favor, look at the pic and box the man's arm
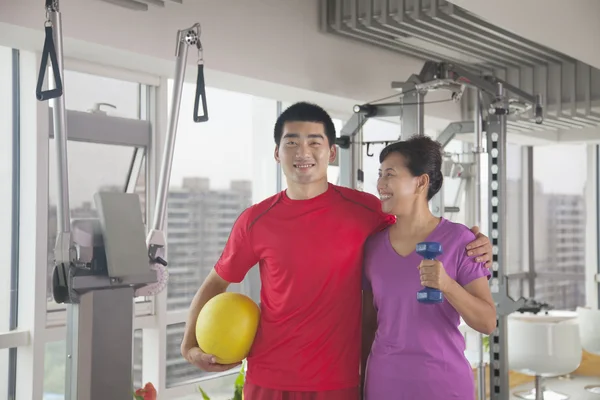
[180,270,240,372]
[180,207,260,371]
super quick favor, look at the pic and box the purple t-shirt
[362,218,491,400]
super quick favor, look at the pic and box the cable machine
[337,61,550,400]
[36,1,208,398]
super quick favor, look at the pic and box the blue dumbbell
[416,242,443,304]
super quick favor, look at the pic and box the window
[43,331,143,399]
[0,46,13,334]
[0,348,9,397]
[505,143,524,275]
[165,82,276,387]
[43,69,149,398]
[532,144,587,310]
[46,141,147,312]
[45,70,149,314]
[0,45,14,399]
[50,69,141,118]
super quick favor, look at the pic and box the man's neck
[285,180,329,200]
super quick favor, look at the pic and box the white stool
[508,310,582,400]
[576,307,600,395]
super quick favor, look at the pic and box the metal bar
[68,288,136,400]
[472,89,486,400]
[526,146,535,298]
[488,82,510,400]
[48,109,152,147]
[436,121,475,147]
[49,4,71,235]
[152,30,190,232]
[353,121,364,190]
[8,47,21,400]
[400,91,424,139]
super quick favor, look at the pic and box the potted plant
[198,360,246,400]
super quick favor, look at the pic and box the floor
[509,375,600,400]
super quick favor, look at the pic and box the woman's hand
[418,259,453,293]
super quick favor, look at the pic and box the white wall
[0,0,461,122]
[448,0,600,70]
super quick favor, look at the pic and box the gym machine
[337,61,549,400]
[36,1,209,399]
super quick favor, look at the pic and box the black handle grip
[193,64,208,123]
[36,25,63,101]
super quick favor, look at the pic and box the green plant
[198,360,246,400]
[482,335,489,352]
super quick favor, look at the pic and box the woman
[361,135,496,400]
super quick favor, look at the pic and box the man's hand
[183,346,242,373]
[467,226,493,268]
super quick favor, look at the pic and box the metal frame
[8,46,21,400]
[339,61,544,400]
[35,1,209,398]
[48,109,151,147]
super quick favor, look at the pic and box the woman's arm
[361,289,378,392]
[419,261,496,334]
[443,277,496,334]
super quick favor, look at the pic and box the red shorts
[243,381,360,400]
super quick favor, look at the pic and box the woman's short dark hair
[379,135,444,201]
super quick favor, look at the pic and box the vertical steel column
[48,3,70,234]
[400,90,424,139]
[525,146,536,298]
[487,83,510,400]
[472,90,486,400]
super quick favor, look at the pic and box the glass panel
[534,276,586,310]
[166,323,240,389]
[49,69,140,119]
[166,84,276,386]
[133,329,143,390]
[43,341,66,398]
[47,141,147,311]
[505,143,523,274]
[44,332,143,399]
[0,45,13,333]
[533,144,587,309]
[0,349,8,400]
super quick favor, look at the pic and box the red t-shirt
[214,183,394,391]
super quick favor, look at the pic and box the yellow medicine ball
[195,292,260,364]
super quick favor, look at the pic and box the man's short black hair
[274,102,336,146]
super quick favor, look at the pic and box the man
[181,102,493,399]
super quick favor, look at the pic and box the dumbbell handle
[416,242,443,304]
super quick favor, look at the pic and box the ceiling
[320,0,600,139]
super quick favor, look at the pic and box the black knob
[155,257,168,267]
